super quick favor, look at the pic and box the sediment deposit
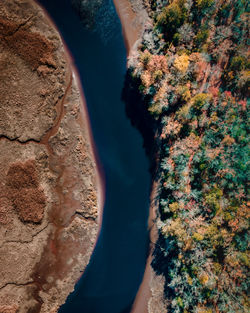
[0,1,99,312]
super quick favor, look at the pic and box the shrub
[191,93,211,108]
[156,0,187,43]
[153,69,164,82]
[196,0,215,10]
[195,29,210,48]
[174,54,190,74]
[177,85,191,102]
[140,50,152,66]
[230,55,247,71]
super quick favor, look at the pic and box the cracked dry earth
[0,0,99,312]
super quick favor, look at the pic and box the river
[38,1,150,312]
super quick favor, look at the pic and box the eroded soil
[0,1,98,312]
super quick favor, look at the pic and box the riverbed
[38,1,150,312]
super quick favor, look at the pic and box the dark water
[38,1,150,312]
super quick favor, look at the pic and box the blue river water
[38,1,150,312]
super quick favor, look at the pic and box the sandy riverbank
[130,180,167,313]
[113,0,139,53]
[113,0,147,55]
[70,64,105,232]
[112,1,167,312]
[130,180,158,313]
[37,0,106,233]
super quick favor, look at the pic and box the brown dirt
[0,0,100,312]
[0,305,18,313]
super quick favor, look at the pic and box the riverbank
[131,180,167,313]
[37,0,106,235]
[38,1,151,312]
[0,1,102,311]
[112,1,167,312]
[70,63,105,231]
[37,0,106,296]
[122,1,249,312]
[113,0,148,55]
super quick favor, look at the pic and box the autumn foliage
[129,0,249,312]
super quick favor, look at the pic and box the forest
[128,0,249,312]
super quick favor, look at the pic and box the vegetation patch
[7,160,46,223]
[129,0,249,312]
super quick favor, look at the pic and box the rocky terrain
[0,0,99,312]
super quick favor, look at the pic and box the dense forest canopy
[129,0,249,312]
